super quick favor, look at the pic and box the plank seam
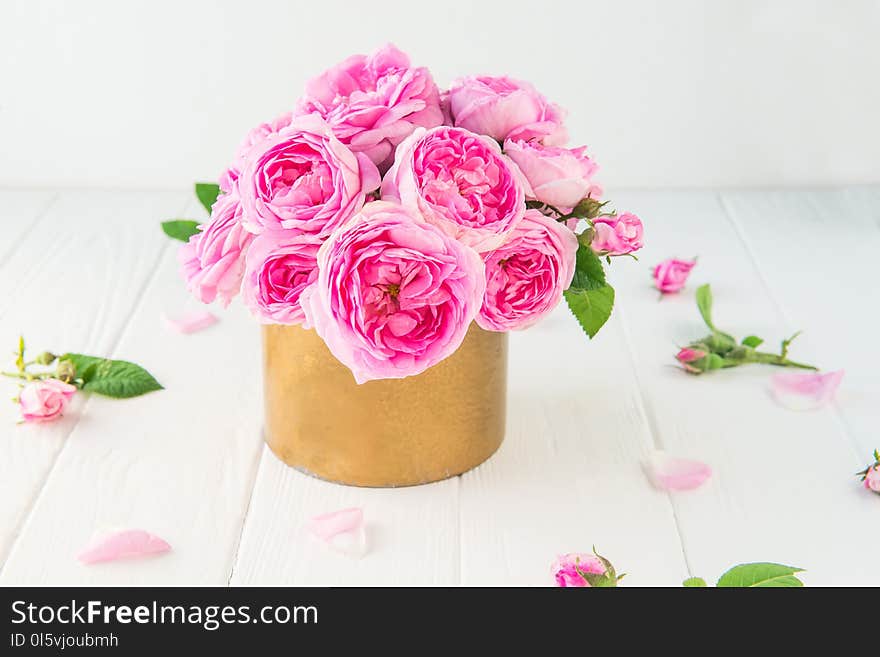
[615,306,695,578]
[0,193,59,276]
[225,444,267,586]
[716,191,865,463]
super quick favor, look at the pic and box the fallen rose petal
[77,529,171,564]
[645,450,712,491]
[162,310,219,334]
[306,507,366,558]
[771,370,844,411]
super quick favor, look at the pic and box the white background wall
[2,0,878,190]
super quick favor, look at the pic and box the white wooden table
[0,187,877,587]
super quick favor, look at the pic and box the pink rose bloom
[864,465,880,494]
[238,114,380,237]
[477,210,577,332]
[302,201,485,384]
[19,379,76,423]
[591,212,644,256]
[504,139,598,209]
[551,553,608,588]
[296,44,443,169]
[381,126,525,252]
[242,232,320,324]
[653,258,697,294]
[447,75,567,145]
[219,111,294,192]
[179,191,254,306]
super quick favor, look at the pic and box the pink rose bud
[447,76,567,146]
[302,201,485,384]
[864,465,880,494]
[590,212,644,256]
[381,126,525,252]
[179,191,253,307]
[242,232,321,325]
[296,44,444,169]
[18,379,76,423]
[478,210,577,331]
[239,114,380,238]
[503,139,599,209]
[551,551,622,587]
[653,258,697,294]
[676,347,708,373]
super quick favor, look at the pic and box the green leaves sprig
[684,562,805,587]
[3,338,162,400]
[677,284,818,374]
[160,182,221,243]
[564,241,616,339]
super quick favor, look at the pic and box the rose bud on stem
[677,285,818,374]
[857,449,880,494]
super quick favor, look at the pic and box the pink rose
[447,76,567,145]
[551,553,608,588]
[302,201,485,384]
[242,232,320,324]
[220,111,294,193]
[477,210,577,331]
[591,212,644,256]
[504,139,598,209]
[179,191,254,306]
[653,258,697,294]
[296,44,443,169]
[864,464,880,494]
[19,379,76,423]
[381,126,525,252]
[238,114,380,237]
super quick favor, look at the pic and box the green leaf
[564,286,615,339]
[569,243,607,290]
[716,562,805,587]
[564,244,615,339]
[195,182,221,215]
[683,577,707,587]
[695,284,715,331]
[60,353,162,398]
[161,219,200,242]
[741,335,764,348]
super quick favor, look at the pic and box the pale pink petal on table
[645,450,712,491]
[771,370,844,411]
[162,309,219,334]
[77,529,171,564]
[306,507,366,558]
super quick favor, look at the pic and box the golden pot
[262,323,507,487]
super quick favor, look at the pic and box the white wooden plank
[458,306,690,586]
[0,190,57,261]
[719,187,880,456]
[230,448,461,586]
[609,190,880,586]
[0,190,185,570]
[0,235,265,585]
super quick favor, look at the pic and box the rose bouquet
[166,44,644,384]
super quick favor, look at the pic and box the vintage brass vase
[262,323,507,487]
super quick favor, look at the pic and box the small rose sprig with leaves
[531,196,642,340]
[683,562,805,587]
[675,284,818,374]
[160,182,220,242]
[551,546,625,587]
[4,337,162,424]
[857,449,880,495]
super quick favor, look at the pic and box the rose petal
[306,507,366,558]
[645,450,712,491]
[77,529,171,565]
[771,370,844,411]
[162,310,219,334]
